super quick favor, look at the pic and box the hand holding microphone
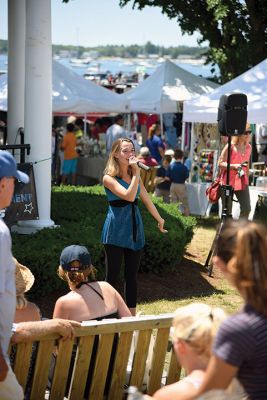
[137,161,150,171]
[129,156,150,171]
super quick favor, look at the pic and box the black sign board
[4,163,39,223]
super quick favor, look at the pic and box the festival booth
[120,60,218,146]
[183,58,267,218]
[0,60,129,183]
[119,59,219,214]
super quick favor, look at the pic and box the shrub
[12,185,196,298]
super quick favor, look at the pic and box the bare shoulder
[103,174,115,186]
[55,292,73,305]
[97,281,114,291]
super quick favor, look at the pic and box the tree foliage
[119,0,267,82]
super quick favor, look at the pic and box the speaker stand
[205,135,233,276]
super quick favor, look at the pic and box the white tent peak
[0,60,128,113]
[120,59,218,114]
[183,58,267,124]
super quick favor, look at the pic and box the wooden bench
[11,314,181,400]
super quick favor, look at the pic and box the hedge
[12,185,196,298]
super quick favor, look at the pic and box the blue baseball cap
[0,150,29,184]
[60,245,91,271]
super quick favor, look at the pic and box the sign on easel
[4,163,39,223]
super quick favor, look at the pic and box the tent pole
[190,123,194,164]
[160,111,164,147]
[84,113,87,136]
[181,122,186,150]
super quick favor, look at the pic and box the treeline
[54,41,208,58]
[0,39,207,59]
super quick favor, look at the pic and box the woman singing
[218,127,251,218]
[101,138,167,316]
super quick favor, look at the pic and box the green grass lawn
[137,215,244,317]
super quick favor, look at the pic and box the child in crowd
[166,149,190,216]
[60,123,78,185]
[154,154,172,203]
[145,303,228,400]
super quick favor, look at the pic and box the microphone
[137,161,150,171]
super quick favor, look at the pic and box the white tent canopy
[0,60,128,113]
[183,59,267,124]
[120,59,218,114]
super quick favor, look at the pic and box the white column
[16,0,54,232]
[7,0,25,146]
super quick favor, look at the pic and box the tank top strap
[84,282,104,300]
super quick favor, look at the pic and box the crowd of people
[54,115,192,215]
[1,118,267,399]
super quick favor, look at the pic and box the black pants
[104,244,142,308]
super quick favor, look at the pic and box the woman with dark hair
[101,138,167,316]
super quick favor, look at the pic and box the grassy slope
[137,218,244,316]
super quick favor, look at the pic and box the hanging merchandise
[198,149,218,182]
[190,123,219,183]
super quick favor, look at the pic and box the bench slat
[166,348,181,385]
[129,329,152,389]
[49,338,74,400]
[147,327,170,395]
[89,333,115,400]
[30,340,55,400]
[68,335,95,400]
[108,331,133,400]
[13,342,32,391]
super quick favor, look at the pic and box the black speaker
[217,93,247,136]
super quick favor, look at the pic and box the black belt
[109,199,138,242]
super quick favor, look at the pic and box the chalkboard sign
[4,163,39,223]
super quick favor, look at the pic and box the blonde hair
[172,303,227,360]
[16,294,28,310]
[57,265,97,289]
[216,219,267,315]
[104,138,135,177]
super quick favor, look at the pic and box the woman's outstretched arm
[139,179,167,233]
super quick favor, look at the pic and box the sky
[0,0,202,48]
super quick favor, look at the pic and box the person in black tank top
[50,245,131,397]
[53,245,131,321]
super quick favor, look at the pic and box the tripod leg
[205,220,224,276]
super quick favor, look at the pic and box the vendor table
[186,183,266,219]
[186,182,210,216]
[219,186,267,220]
[77,156,107,183]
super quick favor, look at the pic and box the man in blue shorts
[61,123,78,185]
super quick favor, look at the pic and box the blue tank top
[101,177,145,251]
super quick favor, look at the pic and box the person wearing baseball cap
[0,150,29,399]
[0,150,29,184]
[53,245,131,322]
